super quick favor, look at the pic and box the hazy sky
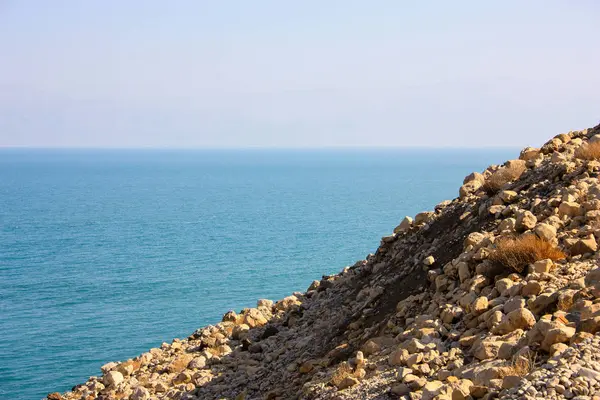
[1,1,599,148]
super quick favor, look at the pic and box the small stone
[516,210,537,231]
[394,217,413,233]
[502,375,522,389]
[569,234,597,256]
[534,223,557,241]
[131,386,150,400]
[471,296,489,315]
[532,259,553,273]
[423,256,435,266]
[103,370,124,387]
[337,376,360,390]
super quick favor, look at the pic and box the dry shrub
[499,353,537,377]
[575,142,600,160]
[482,163,526,195]
[330,362,353,388]
[488,235,565,273]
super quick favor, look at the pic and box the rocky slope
[48,124,600,400]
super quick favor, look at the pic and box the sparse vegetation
[482,163,527,195]
[575,142,600,160]
[500,352,537,377]
[488,235,565,273]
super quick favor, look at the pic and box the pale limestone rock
[516,210,537,231]
[569,234,597,255]
[471,296,488,316]
[415,211,435,225]
[394,216,413,233]
[558,201,583,217]
[534,223,557,241]
[103,371,124,387]
[131,386,150,400]
[495,307,536,334]
[532,259,553,273]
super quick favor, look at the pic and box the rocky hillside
[48,124,600,400]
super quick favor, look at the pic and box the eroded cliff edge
[49,124,600,400]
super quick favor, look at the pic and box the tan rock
[389,348,409,366]
[559,201,583,217]
[165,353,194,374]
[471,296,488,316]
[541,325,576,351]
[415,211,435,225]
[521,281,542,296]
[569,234,597,256]
[516,210,537,231]
[532,259,553,273]
[337,376,360,390]
[519,147,540,161]
[534,223,557,241]
[422,380,446,400]
[495,308,536,334]
[103,370,124,387]
[394,216,413,233]
[499,190,518,203]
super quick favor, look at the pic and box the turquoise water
[0,148,515,399]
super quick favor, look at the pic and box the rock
[415,211,435,225]
[502,375,522,389]
[396,367,413,380]
[521,281,542,297]
[528,292,558,315]
[242,308,269,327]
[423,256,435,266]
[532,259,553,273]
[516,210,537,231]
[448,379,473,400]
[394,217,413,233]
[391,383,411,395]
[464,172,485,185]
[471,296,488,315]
[257,299,274,308]
[131,386,151,400]
[495,308,536,334]
[337,376,359,390]
[472,339,502,360]
[275,296,301,311]
[541,325,576,351]
[389,348,409,366]
[404,338,426,354]
[166,353,194,373]
[222,310,238,322]
[103,370,124,387]
[188,356,207,369]
[519,147,540,161]
[100,362,118,373]
[496,278,514,295]
[534,223,557,241]
[422,380,446,400]
[460,180,483,199]
[499,190,518,203]
[559,201,583,217]
[458,262,471,283]
[569,234,597,255]
[47,394,63,400]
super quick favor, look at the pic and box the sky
[1,1,599,148]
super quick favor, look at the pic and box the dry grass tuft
[499,353,537,377]
[488,235,565,273]
[575,142,600,160]
[330,362,353,388]
[482,163,526,195]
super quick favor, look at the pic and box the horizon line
[0,145,522,150]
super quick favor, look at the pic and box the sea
[0,148,516,400]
